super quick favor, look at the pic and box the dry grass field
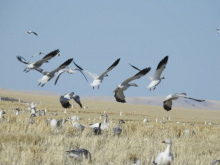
[0,90,220,165]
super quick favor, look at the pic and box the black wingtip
[129,63,142,71]
[73,60,84,70]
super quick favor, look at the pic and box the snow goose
[212,160,220,165]
[66,149,91,162]
[70,116,85,131]
[37,58,73,87]
[130,56,168,91]
[54,66,88,85]
[89,113,109,130]
[57,119,68,128]
[92,123,102,135]
[163,93,205,111]
[17,49,60,72]
[60,92,82,108]
[153,138,173,165]
[114,67,151,103]
[27,30,38,36]
[217,29,220,34]
[74,58,120,89]
[50,119,57,130]
[113,119,125,136]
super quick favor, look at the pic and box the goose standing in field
[113,119,125,136]
[153,138,173,165]
[29,114,37,124]
[89,113,109,130]
[27,30,38,36]
[0,110,6,123]
[163,93,205,111]
[14,107,20,115]
[70,116,85,131]
[74,58,120,89]
[50,119,58,130]
[17,49,60,73]
[212,160,220,165]
[130,56,168,91]
[57,119,68,128]
[66,148,92,162]
[60,92,82,108]
[92,123,102,135]
[114,67,151,103]
[37,58,73,87]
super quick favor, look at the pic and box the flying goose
[113,119,125,136]
[54,64,88,85]
[153,138,173,165]
[163,93,205,111]
[27,30,38,36]
[130,56,168,91]
[60,92,82,108]
[74,58,120,89]
[217,29,220,34]
[17,49,60,72]
[37,58,73,87]
[114,67,151,103]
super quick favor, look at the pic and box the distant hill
[82,96,220,110]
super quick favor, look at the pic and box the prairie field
[0,90,220,165]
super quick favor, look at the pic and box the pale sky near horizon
[0,1,220,100]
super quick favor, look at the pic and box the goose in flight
[60,92,82,108]
[114,67,151,103]
[163,93,205,111]
[130,56,168,91]
[27,30,38,36]
[74,58,120,89]
[153,138,173,165]
[17,49,60,72]
[37,58,73,87]
[54,62,88,85]
[217,29,220,34]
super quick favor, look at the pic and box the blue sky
[0,1,220,100]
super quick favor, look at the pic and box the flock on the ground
[1,29,218,164]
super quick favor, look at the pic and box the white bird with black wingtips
[27,30,38,36]
[217,29,220,34]
[163,93,205,111]
[114,67,151,103]
[54,60,88,85]
[130,56,168,91]
[17,49,60,72]
[60,92,82,108]
[37,58,73,87]
[74,58,120,89]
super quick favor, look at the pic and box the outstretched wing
[49,58,73,76]
[54,69,67,85]
[35,49,60,66]
[163,100,172,111]
[129,63,153,80]
[72,95,82,108]
[73,60,96,79]
[97,58,120,79]
[35,67,49,75]
[177,93,205,102]
[60,95,71,108]
[114,89,126,103]
[17,55,31,64]
[153,56,168,80]
[122,67,151,85]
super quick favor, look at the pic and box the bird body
[17,49,60,73]
[89,113,109,130]
[27,30,38,36]
[38,58,73,87]
[163,93,205,111]
[93,123,102,135]
[113,120,125,135]
[114,67,151,103]
[153,138,173,165]
[60,92,82,108]
[74,58,120,89]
